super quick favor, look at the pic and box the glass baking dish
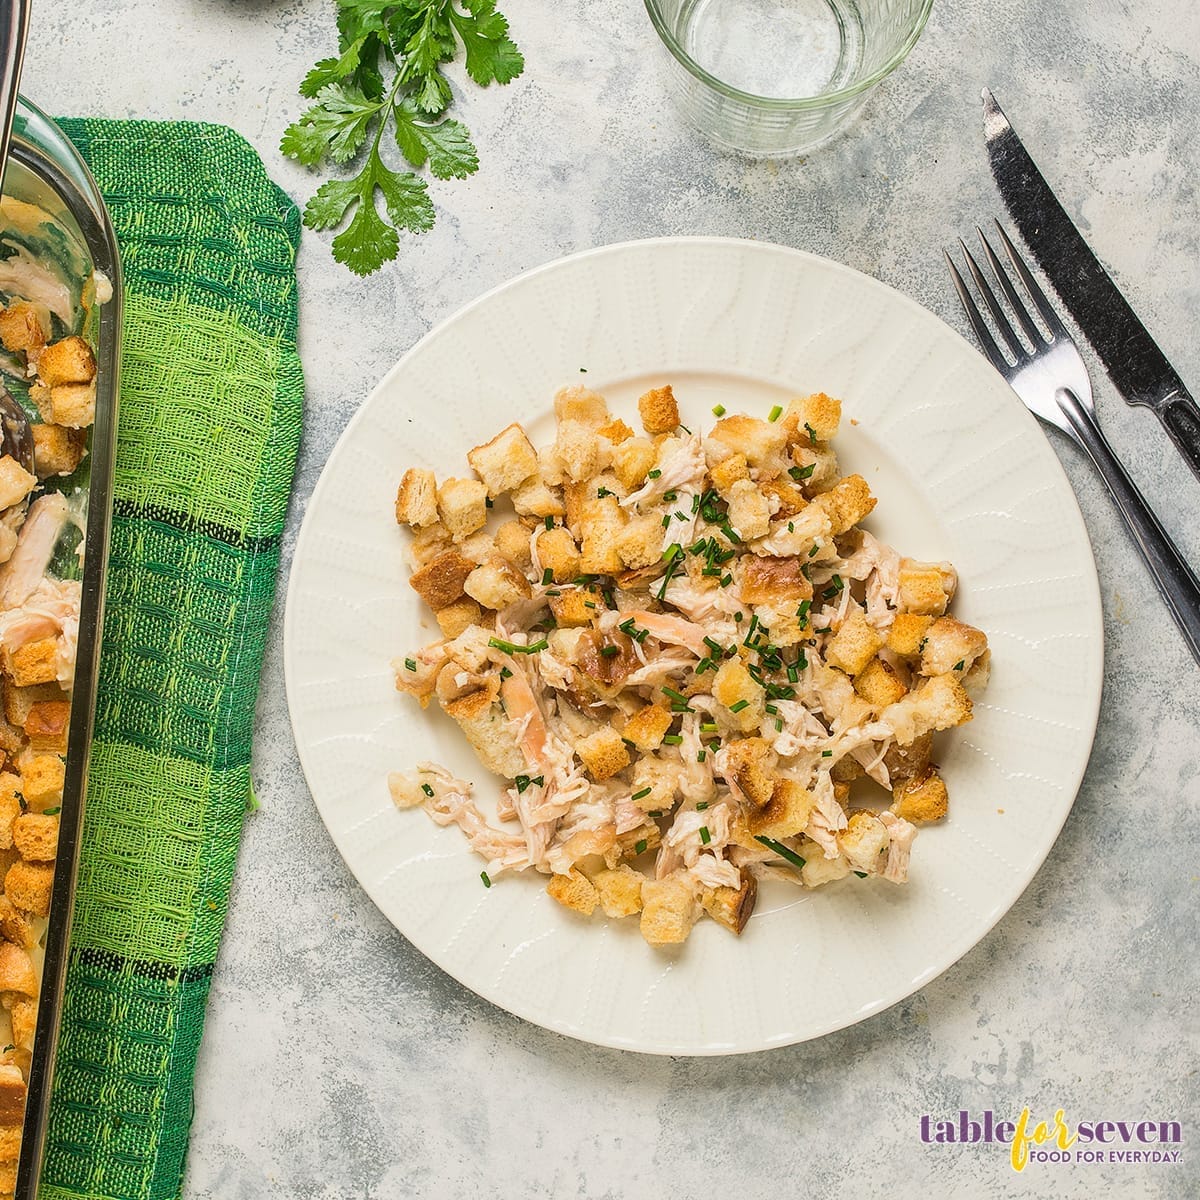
[0,98,119,1200]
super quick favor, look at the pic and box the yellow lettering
[1032,1121,1051,1146]
[1054,1109,1078,1150]
[1011,1108,1032,1171]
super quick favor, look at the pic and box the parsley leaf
[393,100,479,178]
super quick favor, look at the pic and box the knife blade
[983,86,1200,483]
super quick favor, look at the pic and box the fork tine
[976,225,1044,347]
[992,220,1068,337]
[957,237,1025,361]
[944,249,1007,370]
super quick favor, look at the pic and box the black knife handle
[1157,388,1200,484]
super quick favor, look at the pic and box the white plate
[284,237,1103,1055]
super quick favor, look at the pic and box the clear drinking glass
[644,0,934,157]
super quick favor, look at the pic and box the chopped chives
[808,543,820,557]
[632,787,652,801]
[421,783,434,797]
[404,658,417,672]
[788,521,795,533]
[755,835,805,869]
[765,703,778,716]
[786,663,799,683]
[789,463,816,482]
[600,645,620,657]
[853,871,869,878]
[696,801,709,811]
[775,718,783,731]
[584,600,596,609]
[648,468,662,479]
[648,810,663,818]
[597,486,614,498]
[635,838,648,855]
[662,542,682,563]
[729,699,750,713]
[699,826,711,844]
[481,871,492,888]
[953,659,965,670]
[712,403,726,417]
[661,514,672,528]
[515,775,531,792]
[822,750,833,757]
[663,490,677,502]
[797,599,811,621]
[485,496,494,508]
[541,568,554,585]
[527,639,548,653]
[697,750,706,762]
[500,667,512,679]
[768,404,783,422]
[700,722,719,733]
[662,686,690,705]
[545,515,554,530]
[796,649,808,670]
[662,734,684,745]
[720,574,732,587]
[804,421,818,445]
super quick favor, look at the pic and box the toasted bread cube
[6,638,58,687]
[825,610,885,676]
[712,659,765,733]
[887,612,934,657]
[548,587,598,628]
[898,559,956,616]
[434,597,483,640]
[639,876,699,946]
[748,778,814,838]
[464,556,531,611]
[0,301,47,353]
[623,703,673,751]
[9,998,35,1050]
[637,385,680,435]
[783,392,841,445]
[40,381,96,429]
[884,674,973,744]
[837,811,890,873]
[590,863,644,918]
[854,657,908,708]
[597,417,635,445]
[720,736,775,808]
[19,755,63,808]
[577,727,630,781]
[709,452,749,497]
[611,437,657,491]
[616,515,663,570]
[0,1062,26,1125]
[436,477,488,541]
[457,531,496,565]
[554,385,609,428]
[630,756,681,812]
[535,526,581,582]
[790,442,841,494]
[0,1121,19,1164]
[811,474,875,535]
[0,457,37,511]
[23,700,70,755]
[13,811,60,859]
[756,602,810,649]
[554,419,602,482]
[4,860,53,917]
[891,767,949,823]
[394,468,438,528]
[0,942,36,998]
[579,496,625,575]
[699,867,757,934]
[3,682,61,730]
[710,415,786,467]
[759,478,808,520]
[739,555,812,606]
[546,867,599,916]
[493,519,533,569]
[510,476,564,520]
[799,845,851,888]
[963,648,991,694]
[36,336,96,387]
[467,422,539,497]
[920,616,988,677]
[0,786,17,851]
[31,423,86,480]
[409,548,475,611]
[883,731,932,786]
[408,521,452,569]
[0,896,34,950]
[726,479,770,541]
[442,689,527,778]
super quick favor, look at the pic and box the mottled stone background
[25,1,1200,1197]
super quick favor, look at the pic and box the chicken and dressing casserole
[389,384,990,947]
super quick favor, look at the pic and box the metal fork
[947,222,1200,667]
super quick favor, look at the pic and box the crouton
[35,335,96,387]
[4,860,53,917]
[699,867,757,934]
[611,436,657,491]
[436,477,488,541]
[0,897,32,950]
[759,477,808,520]
[782,392,841,445]
[576,727,630,781]
[919,616,988,677]
[31,423,86,479]
[614,819,661,861]
[709,452,749,497]
[510,475,565,520]
[441,689,527,778]
[0,301,46,353]
[748,778,814,839]
[589,864,644,918]
[883,674,973,745]
[467,422,539,496]
[408,549,475,611]
[464,555,531,611]
[883,731,932,786]
[630,756,681,812]
[800,846,851,888]
[546,867,599,916]
[0,457,37,511]
[554,386,609,428]
[891,767,949,822]
[639,876,699,945]
[712,659,765,732]
[0,1156,16,1193]
[0,1121,20,1164]
[554,419,603,482]
[535,526,581,582]
[0,786,17,853]
[434,597,482,639]
[838,811,890,872]
[898,559,957,616]
[887,612,933,658]
[12,812,58,862]
[720,737,775,808]
[39,381,96,429]
[637,385,680,435]
[394,468,439,528]
[622,703,673,751]
[755,603,810,648]
[597,417,635,445]
[457,531,495,565]
[0,943,35,998]
[616,515,663,570]
[811,474,875,535]
[408,521,452,568]
[726,478,770,540]
[548,586,599,628]
[739,555,812,606]
[790,442,841,494]
[493,519,533,569]
[6,638,58,687]
[0,1063,26,1125]
[825,610,885,676]
[18,754,63,808]
[9,998,35,1050]
[710,414,786,467]
[579,496,625,575]
[4,683,62,732]
[963,648,991,694]
[854,657,908,708]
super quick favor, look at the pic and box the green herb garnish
[404,657,417,671]
[635,838,648,855]
[755,835,806,870]
[712,403,726,417]
[699,826,711,845]
[728,699,749,713]
[662,734,683,745]
[768,404,783,422]
[632,787,652,801]
[421,783,434,797]
[481,871,492,888]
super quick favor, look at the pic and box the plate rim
[284,234,1105,1055]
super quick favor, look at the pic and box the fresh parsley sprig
[281,0,524,276]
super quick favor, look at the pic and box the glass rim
[643,0,935,110]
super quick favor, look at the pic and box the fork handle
[1057,388,1200,667]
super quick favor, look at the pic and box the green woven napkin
[36,119,304,1200]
